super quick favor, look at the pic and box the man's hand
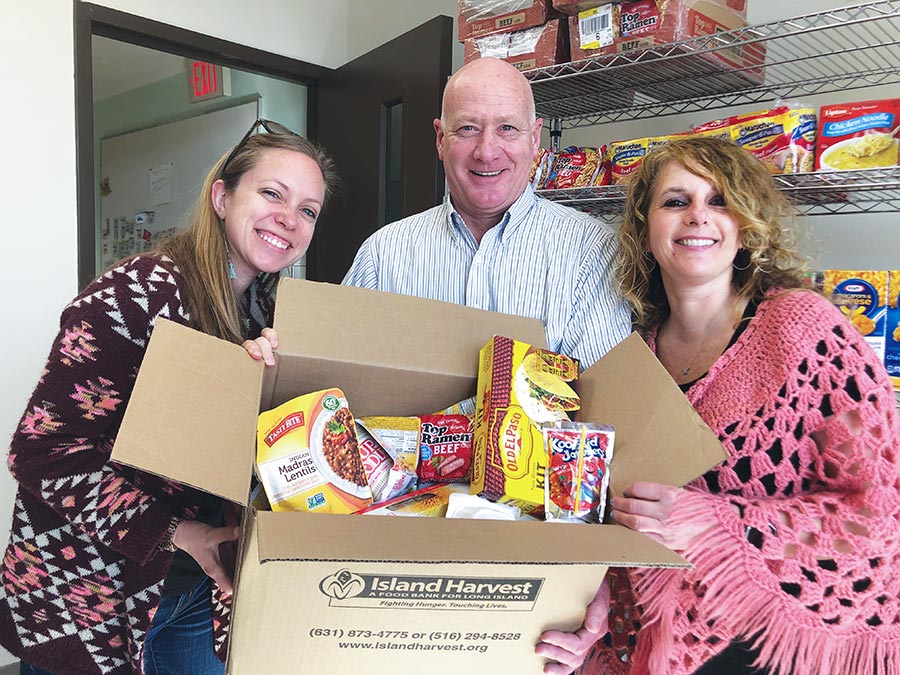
[535,578,610,674]
[173,521,240,595]
[242,327,278,366]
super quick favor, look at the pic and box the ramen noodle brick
[544,146,604,190]
[256,388,373,513]
[822,270,889,362]
[884,271,900,389]
[357,416,421,496]
[471,336,580,515]
[544,423,614,522]
[609,137,650,184]
[417,414,474,483]
[530,148,554,190]
[817,98,900,172]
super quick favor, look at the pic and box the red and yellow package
[417,414,474,483]
[544,423,614,522]
[729,105,817,174]
[544,146,604,189]
[609,137,650,184]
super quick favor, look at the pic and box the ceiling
[92,36,185,101]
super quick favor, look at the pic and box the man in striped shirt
[343,57,630,372]
[344,57,626,673]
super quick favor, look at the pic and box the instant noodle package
[111,279,726,675]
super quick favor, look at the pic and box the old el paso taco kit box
[112,279,725,675]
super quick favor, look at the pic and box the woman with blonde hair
[582,136,900,674]
[1,120,337,674]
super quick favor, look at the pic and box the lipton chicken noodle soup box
[256,388,373,513]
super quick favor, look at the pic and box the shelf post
[549,118,562,152]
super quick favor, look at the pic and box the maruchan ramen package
[816,98,900,172]
[530,148,555,189]
[417,414,474,483]
[471,336,580,515]
[884,271,900,389]
[609,137,649,184]
[256,388,373,513]
[695,105,817,174]
[544,422,614,522]
[822,270,889,362]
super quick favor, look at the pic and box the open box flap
[580,333,728,495]
[255,510,688,568]
[273,278,548,384]
[111,319,262,504]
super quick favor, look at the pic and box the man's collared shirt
[343,186,631,369]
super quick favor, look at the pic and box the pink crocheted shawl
[582,289,900,675]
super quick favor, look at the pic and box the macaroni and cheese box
[885,271,900,389]
[816,98,900,172]
[822,270,889,361]
[111,279,725,674]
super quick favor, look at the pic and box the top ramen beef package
[256,388,373,513]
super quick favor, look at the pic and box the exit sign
[186,60,231,102]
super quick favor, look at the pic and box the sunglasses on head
[221,118,299,175]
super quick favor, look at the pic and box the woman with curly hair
[581,136,900,674]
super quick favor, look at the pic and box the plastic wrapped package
[458,0,553,41]
[464,18,569,69]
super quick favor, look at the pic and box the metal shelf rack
[523,1,900,127]
[537,167,900,219]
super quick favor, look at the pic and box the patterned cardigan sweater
[1,255,237,673]
[581,289,900,675]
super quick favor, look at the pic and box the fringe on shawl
[632,492,900,675]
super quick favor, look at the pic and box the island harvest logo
[317,569,544,611]
[319,569,366,600]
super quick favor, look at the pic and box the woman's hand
[610,481,714,551]
[172,520,240,595]
[535,578,610,674]
[242,327,278,366]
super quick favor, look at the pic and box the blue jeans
[21,578,223,675]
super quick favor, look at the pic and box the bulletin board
[99,100,258,269]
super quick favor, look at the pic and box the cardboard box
[112,279,726,674]
[464,18,569,70]
[555,0,746,16]
[821,270,889,363]
[459,0,555,42]
[569,0,765,99]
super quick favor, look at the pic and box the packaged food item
[816,98,900,172]
[471,336,580,515]
[458,0,553,41]
[357,416,420,497]
[446,492,522,520]
[822,270,889,362]
[885,271,900,390]
[609,137,650,184]
[530,148,555,189]
[568,1,764,94]
[356,423,415,504]
[728,105,817,174]
[256,389,373,513]
[544,422,614,522]
[553,0,746,16]
[417,414,474,483]
[464,18,569,70]
[543,146,605,189]
[357,483,468,517]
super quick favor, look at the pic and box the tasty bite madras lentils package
[256,388,373,513]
